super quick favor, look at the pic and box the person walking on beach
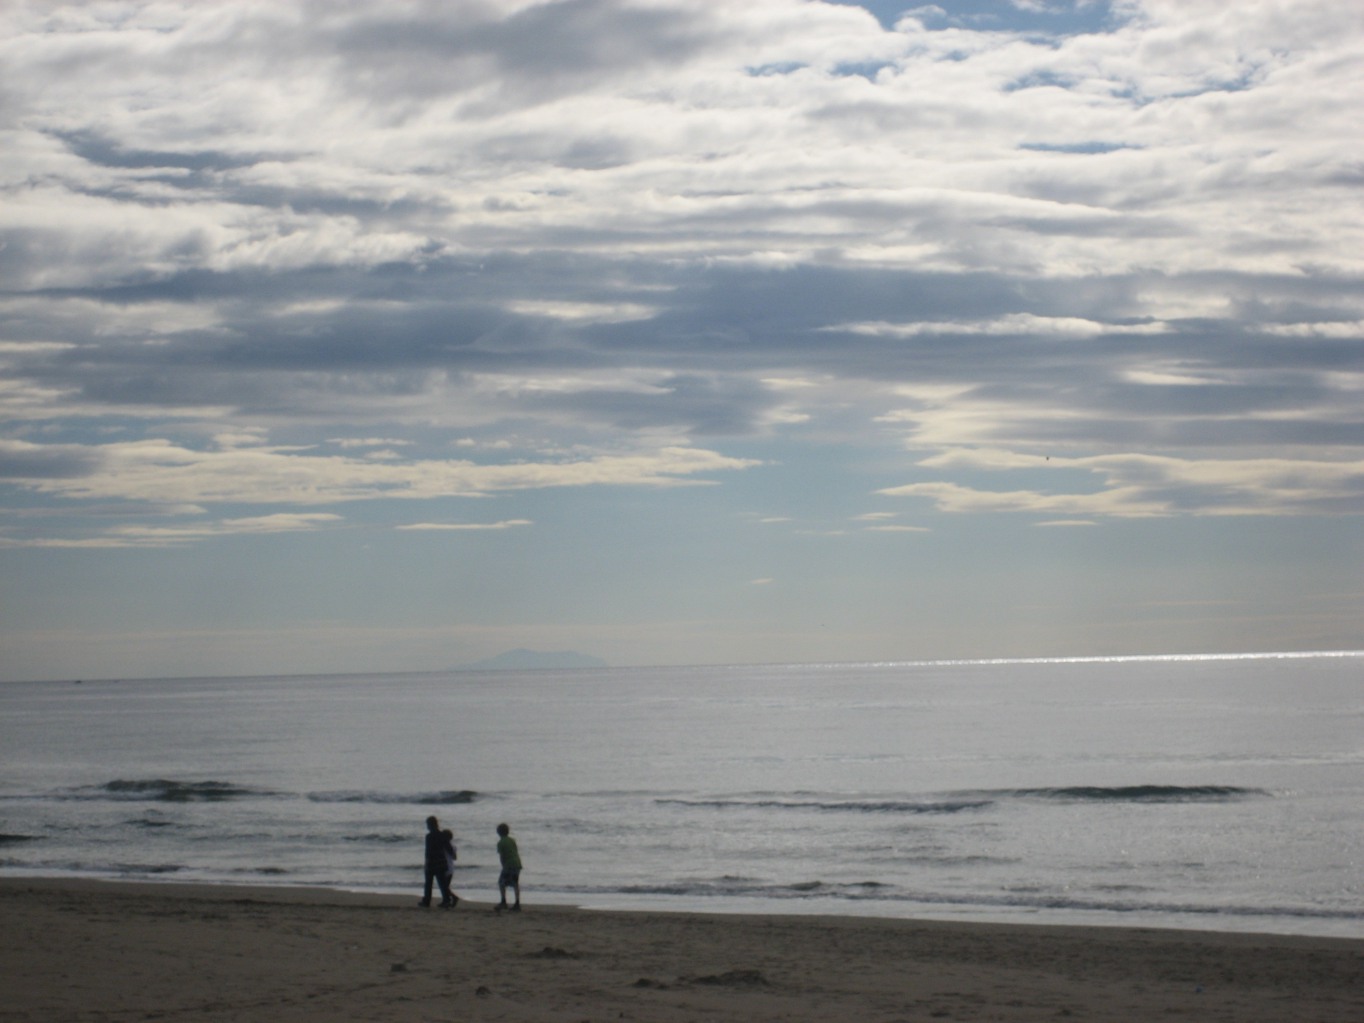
[439,829,461,911]
[419,815,456,908]
[494,822,522,912]
[440,827,459,907]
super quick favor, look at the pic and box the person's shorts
[498,868,521,887]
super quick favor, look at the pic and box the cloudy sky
[2,0,1361,681]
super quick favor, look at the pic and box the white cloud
[396,519,532,531]
[329,438,414,449]
[884,450,1364,517]
[0,1,1360,539]
[878,479,1170,517]
[468,369,673,398]
[0,512,342,549]
[3,0,1357,289]
[836,314,1170,338]
[504,300,658,323]
[0,437,760,506]
[1121,364,1225,387]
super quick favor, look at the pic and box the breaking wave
[1002,785,1269,803]
[84,779,273,802]
[656,786,1266,815]
[306,789,478,805]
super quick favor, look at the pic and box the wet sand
[2,878,1360,1021]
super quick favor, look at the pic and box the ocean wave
[305,789,477,805]
[906,854,1019,867]
[341,832,409,844]
[656,797,992,814]
[1002,785,1269,803]
[80,779,274,802]
[113,862,185,875]
[567,878,1362,923]
[655,786,1268,816]
[593,877,899,901]
[919,888,1364,922]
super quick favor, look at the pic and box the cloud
[396,519,532,531]
[0,513,342,549]
[882,450,1364,517]
[0,0,1360,549]
[329,437,413,449]
[503,300,658,323]
[878,479,1170,517]
[0,438,759,506]
[834,314,1170,337]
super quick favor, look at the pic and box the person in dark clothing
[419,815,456,908]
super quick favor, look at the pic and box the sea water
[1,653,1360,937]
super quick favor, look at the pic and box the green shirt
[497,834,521,870]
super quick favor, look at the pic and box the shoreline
[6,870,1358,940]
[4,878,1361,1022]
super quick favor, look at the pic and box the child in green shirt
[494,822,522,912]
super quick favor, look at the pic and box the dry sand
[1,878,1360,1021]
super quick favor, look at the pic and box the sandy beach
[1,879,1360,1022]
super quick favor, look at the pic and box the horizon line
[4,648,1361,686]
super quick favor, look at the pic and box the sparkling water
[1,653,1360,936]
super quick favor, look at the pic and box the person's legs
[420,869,435,906]
[500,869,520,909]
[437,871,456,906]
[496,868,514,909]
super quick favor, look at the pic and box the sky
[2,0,1362,681]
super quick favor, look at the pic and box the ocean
[2,653,1360,937]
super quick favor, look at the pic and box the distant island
[456,648,608,671]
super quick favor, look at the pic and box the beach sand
[2,879,1360,1021]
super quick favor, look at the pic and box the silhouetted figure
[440,827,459,907]
[419,815,455,907]
[494,822,521,912]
